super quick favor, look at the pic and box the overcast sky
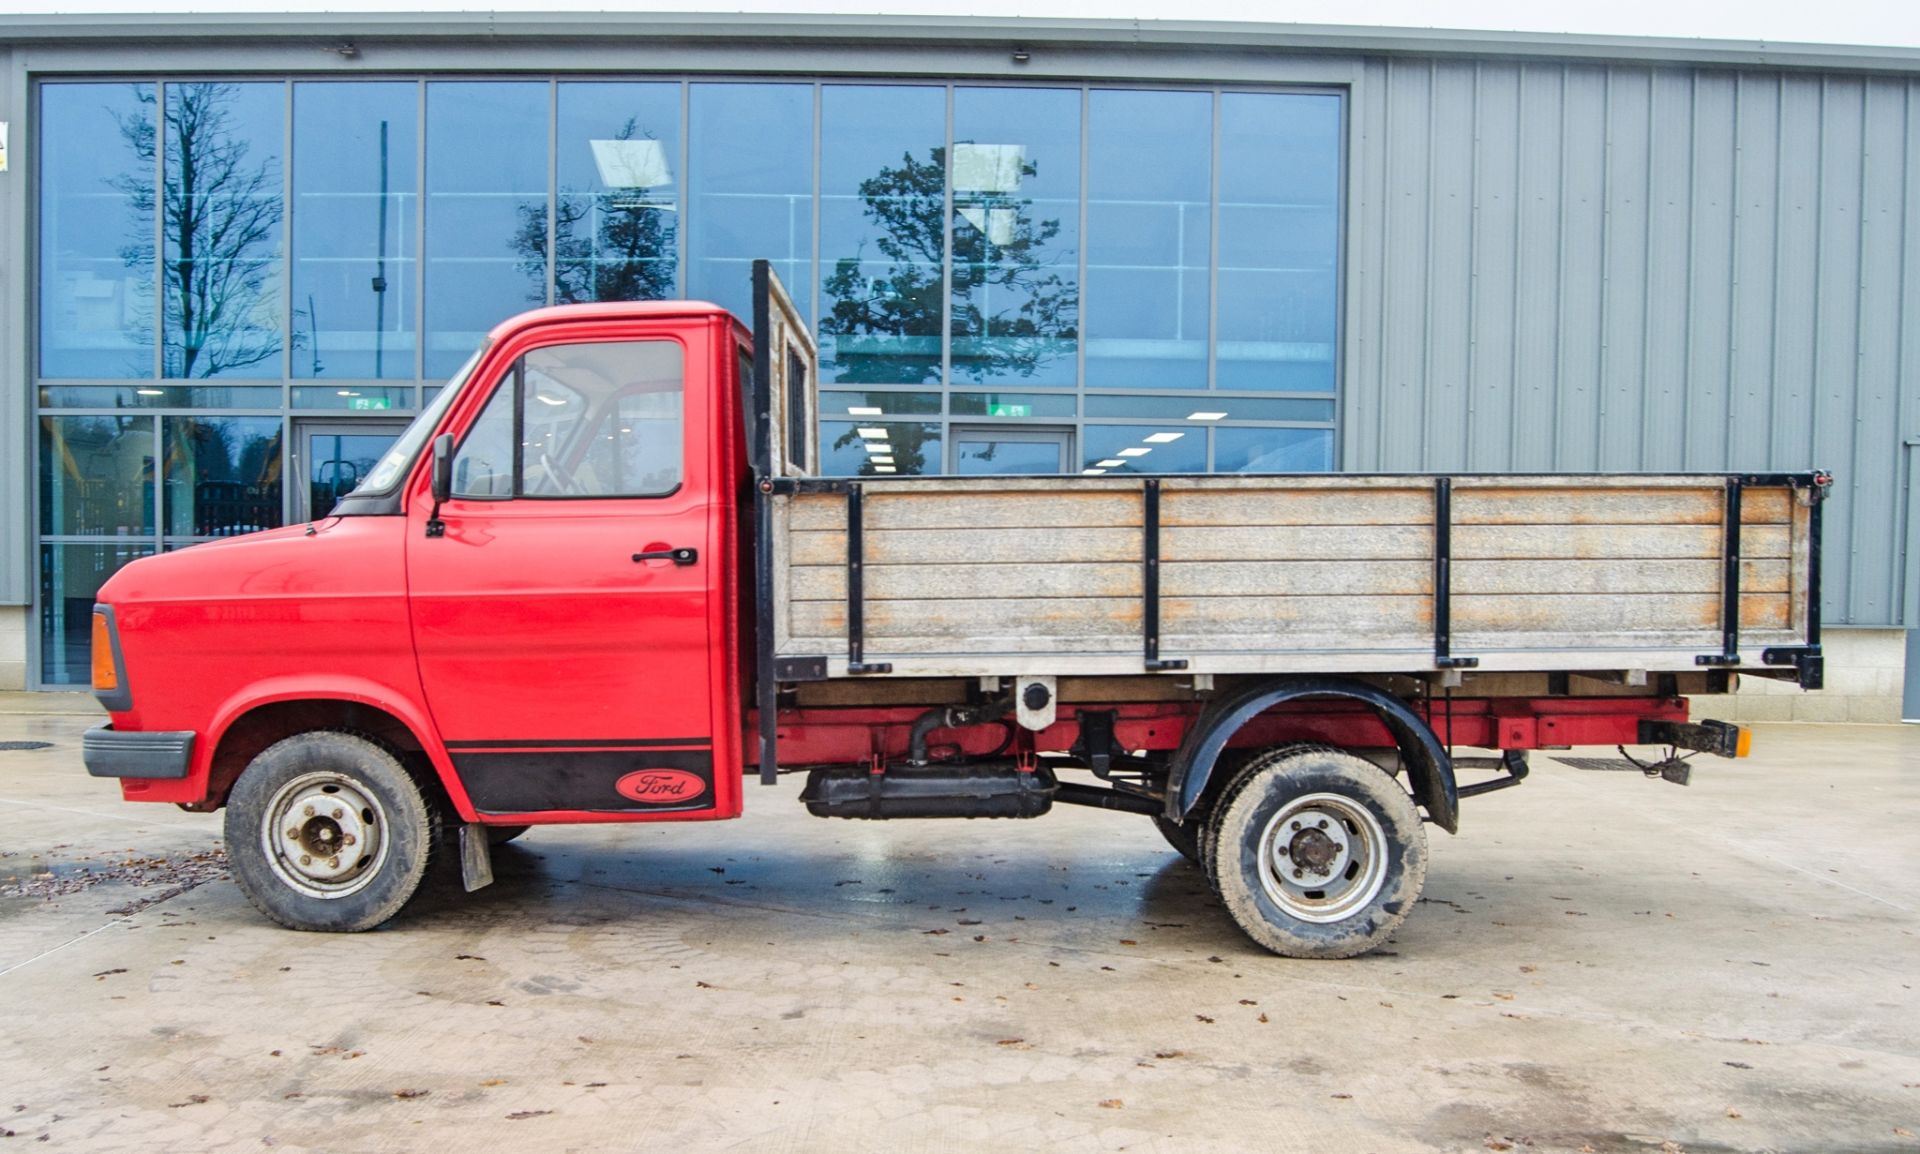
[4,0,1919,48]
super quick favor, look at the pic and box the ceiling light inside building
[1186,411,1227,421]
[1096,459,1126,468]
[1118,447,1152,457]
[1081,468,1106,475]
[873,465,897,473]
[1144,432,1184,443]
[848,406,883,416]
[857,427,888,439]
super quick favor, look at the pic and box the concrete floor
[1,694,1916,1154]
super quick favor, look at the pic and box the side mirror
[426,434,453,538]
[430,433,454,504]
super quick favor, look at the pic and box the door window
[951,427,1071,475]
[451,340,684,499]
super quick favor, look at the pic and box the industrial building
[0,14,1915,718]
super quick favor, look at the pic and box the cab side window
[449,340,684,500]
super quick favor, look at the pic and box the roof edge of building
[1,12,1918,76]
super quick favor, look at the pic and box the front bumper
[82,724,195,779]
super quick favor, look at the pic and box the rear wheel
[1151,814,1201,864]
[224,731,442,932]
[1207,745,1427,959]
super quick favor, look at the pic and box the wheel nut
[342,834,356,847]
[331,807,344,820]
[1317,819,1328,829]
[328,857,340,870]
[1292,868,1303,879]
[303,805,315,817]
[1290,820,1301,831]
[285,827,300,840]
[299,855,312,866]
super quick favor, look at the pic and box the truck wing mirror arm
[427,433,453,539]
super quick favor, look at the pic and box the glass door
[294,420,410,521]
[949,426,1072,475]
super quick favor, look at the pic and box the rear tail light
[91,611,118,692]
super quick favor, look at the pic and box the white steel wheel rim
[1255,791,1390,924]
[260,771,390,900]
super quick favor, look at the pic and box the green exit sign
[348,397,391,411]
[987,403,1030,417]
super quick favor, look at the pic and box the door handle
[633,547,698,566]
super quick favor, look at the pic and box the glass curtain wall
[33,76,1341,685]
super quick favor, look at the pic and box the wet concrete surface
[1,694,1916,1153]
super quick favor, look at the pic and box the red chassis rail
[767,695,1691,767]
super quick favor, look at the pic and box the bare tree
[117,82,284,379]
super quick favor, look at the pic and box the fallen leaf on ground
[1331,1093,1352,1100]
[506,1110,553,1121]
[995,1038,1027,1048]
[1725,1108,1742,1119]
[1485,1141,1513,1152]
[394,1089,428,1100]
[167,1095,209,1108]
[1238,999,1257,1006]
[1119,939,1137,946]
[1724,1061,1752,1069]
[1098,1099,1123,1110]
[1258,1013,1269,1023]
[455,954,485,961]
[1195,1015,1214,1023]
[1154,1050,1185,1060]
[480,1079,507,1087]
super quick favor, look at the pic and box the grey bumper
[82,724,195,780]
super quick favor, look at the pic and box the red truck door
[405,319,731,819]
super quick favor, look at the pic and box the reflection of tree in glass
[116,83,284,379]
[821,146,1076,387]
[513,119,676,305]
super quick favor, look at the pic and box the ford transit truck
[81,262,1827,958]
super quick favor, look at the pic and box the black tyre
[1151,814,1202,865]
[1207,745,1427,959]
[224,731,442,932]
[1198,744,1310,889]
[486,824,530,847]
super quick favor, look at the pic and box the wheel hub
[1256,793,1389,924]
[262,774,386,897]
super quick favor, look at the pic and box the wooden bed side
[771,474,1811,677]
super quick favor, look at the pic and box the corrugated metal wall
[1346,59,1920,628]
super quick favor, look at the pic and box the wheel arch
[196,678,475,820]
[1166,676,1459,835]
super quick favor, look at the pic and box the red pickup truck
[83,263,1825,958]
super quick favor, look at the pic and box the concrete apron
[1,707,1916,1153]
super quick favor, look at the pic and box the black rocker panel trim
[451,748,715,814]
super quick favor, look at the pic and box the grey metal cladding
[1345,59,1920,628]
[0,45,21,607]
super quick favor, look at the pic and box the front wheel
[224,731,442,932]
[1207,745,1427,959]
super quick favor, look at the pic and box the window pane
[1218,93,1340,392]
[821,420,940,477]
[1085,90,1210,388]
[819,390,942,417]
[40,542,154,685]
[292,82,418,380]
[163,416,284,537]
[950,87,1080,387]
[39,415,154,536]
[950,391,1076,418]
[818,85,945,385]
[291,386,413,411]
[522,341,684,498]
[1216,426,1334,473]
[39,385,281,409]
[954,434,1066,475]
[556,83,680,304]
[452,371,516,498]
[307,431,403,518]
[1083,425,1204,474]
[163,82,285,380]
[1084,393,1335,422]
[688,84,812,323]
[425,82,549,378]
[39,83,156,379]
